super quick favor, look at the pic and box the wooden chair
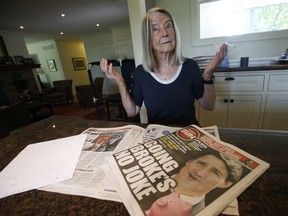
[75,78,104,109]
[92,77,106,119]
[42,79,73,105]
[53,80,73,103]
[75,85,94,109]
[104,59,140,122]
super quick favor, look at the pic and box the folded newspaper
[108,124,270,216]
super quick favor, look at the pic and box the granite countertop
[0,116,287,216]
[213,64,288,72]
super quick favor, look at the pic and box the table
[0,116,287,215]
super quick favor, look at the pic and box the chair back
[93,77,104,100]
[121,59,135,95]
[53,80,73,102]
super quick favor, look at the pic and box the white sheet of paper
[0,134,87,199]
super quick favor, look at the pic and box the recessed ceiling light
[61,13,65,17]
[60,32,64,35]
[96,24,100,27]
[20,26,24,29]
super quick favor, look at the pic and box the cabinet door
[116,39,134,59]
[86,45,115,62]
[198,95,262,129]
[86,46,103,62]
[262,94,288,130]
[199,96,228,127]
[227,95,262,129]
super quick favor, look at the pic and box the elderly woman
[100,6,227,126]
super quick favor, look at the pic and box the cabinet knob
[230,99,234,103]
[224,99,228,103]
[225,77,235,81]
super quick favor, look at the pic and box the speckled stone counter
[0,116,287,215]
[213,64,288,72]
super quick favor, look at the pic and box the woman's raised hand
[100,58,124,85]
[204,43,227,79]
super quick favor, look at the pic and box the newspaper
[39,124,238,214]
[39,125,145,201]
[39,124,183,201]
[137,125,238,215]
[141,124,220,144]
[108,125,270,216]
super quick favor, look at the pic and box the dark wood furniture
[0,64,41,106]
[0,101,31,138]
[104,93,140,122]
[41,79,73,105]
[86,59,140,122]
[75,85,94,108]
[0,115,287,216]
[25,101,53,121]
[104,93,127,121]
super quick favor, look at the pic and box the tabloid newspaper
[39,125,145,201]
[108,124,270,216]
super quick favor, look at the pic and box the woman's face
[150,12,176,55]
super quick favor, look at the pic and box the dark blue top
[133,58,204,126]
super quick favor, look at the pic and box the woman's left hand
[204,43,227,79]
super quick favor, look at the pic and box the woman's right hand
[100,58,139,117]
[100,58,124,86]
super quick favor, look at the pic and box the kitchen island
[0,115,287,216]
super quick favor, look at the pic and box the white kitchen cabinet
[262,74,288,130]
[262,94,288,130]
[198,70,288,130]
[198,72,264,129]
[199,95,262,128]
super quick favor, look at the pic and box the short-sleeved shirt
[133,58,204,126]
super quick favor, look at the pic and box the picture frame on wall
[47,59,57,72]
[72,57,86,70]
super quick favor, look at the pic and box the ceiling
[0,0,130,43]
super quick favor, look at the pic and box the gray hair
[141,6,185,72]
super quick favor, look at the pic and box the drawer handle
[225,77,235,81]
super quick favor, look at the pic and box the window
[195,0,288,44]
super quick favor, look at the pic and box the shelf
[0,64,41,71]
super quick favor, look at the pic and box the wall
[26,39,89,96]
[111,25,134,59]
[0,31,42,93]
[26,39,64,88]
[0,31,29,57]
[82,25,134,95]
[82,25,134,63]
[56,39,89,95]
[82,29,115,62]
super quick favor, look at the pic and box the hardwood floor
[50,102,130,121]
